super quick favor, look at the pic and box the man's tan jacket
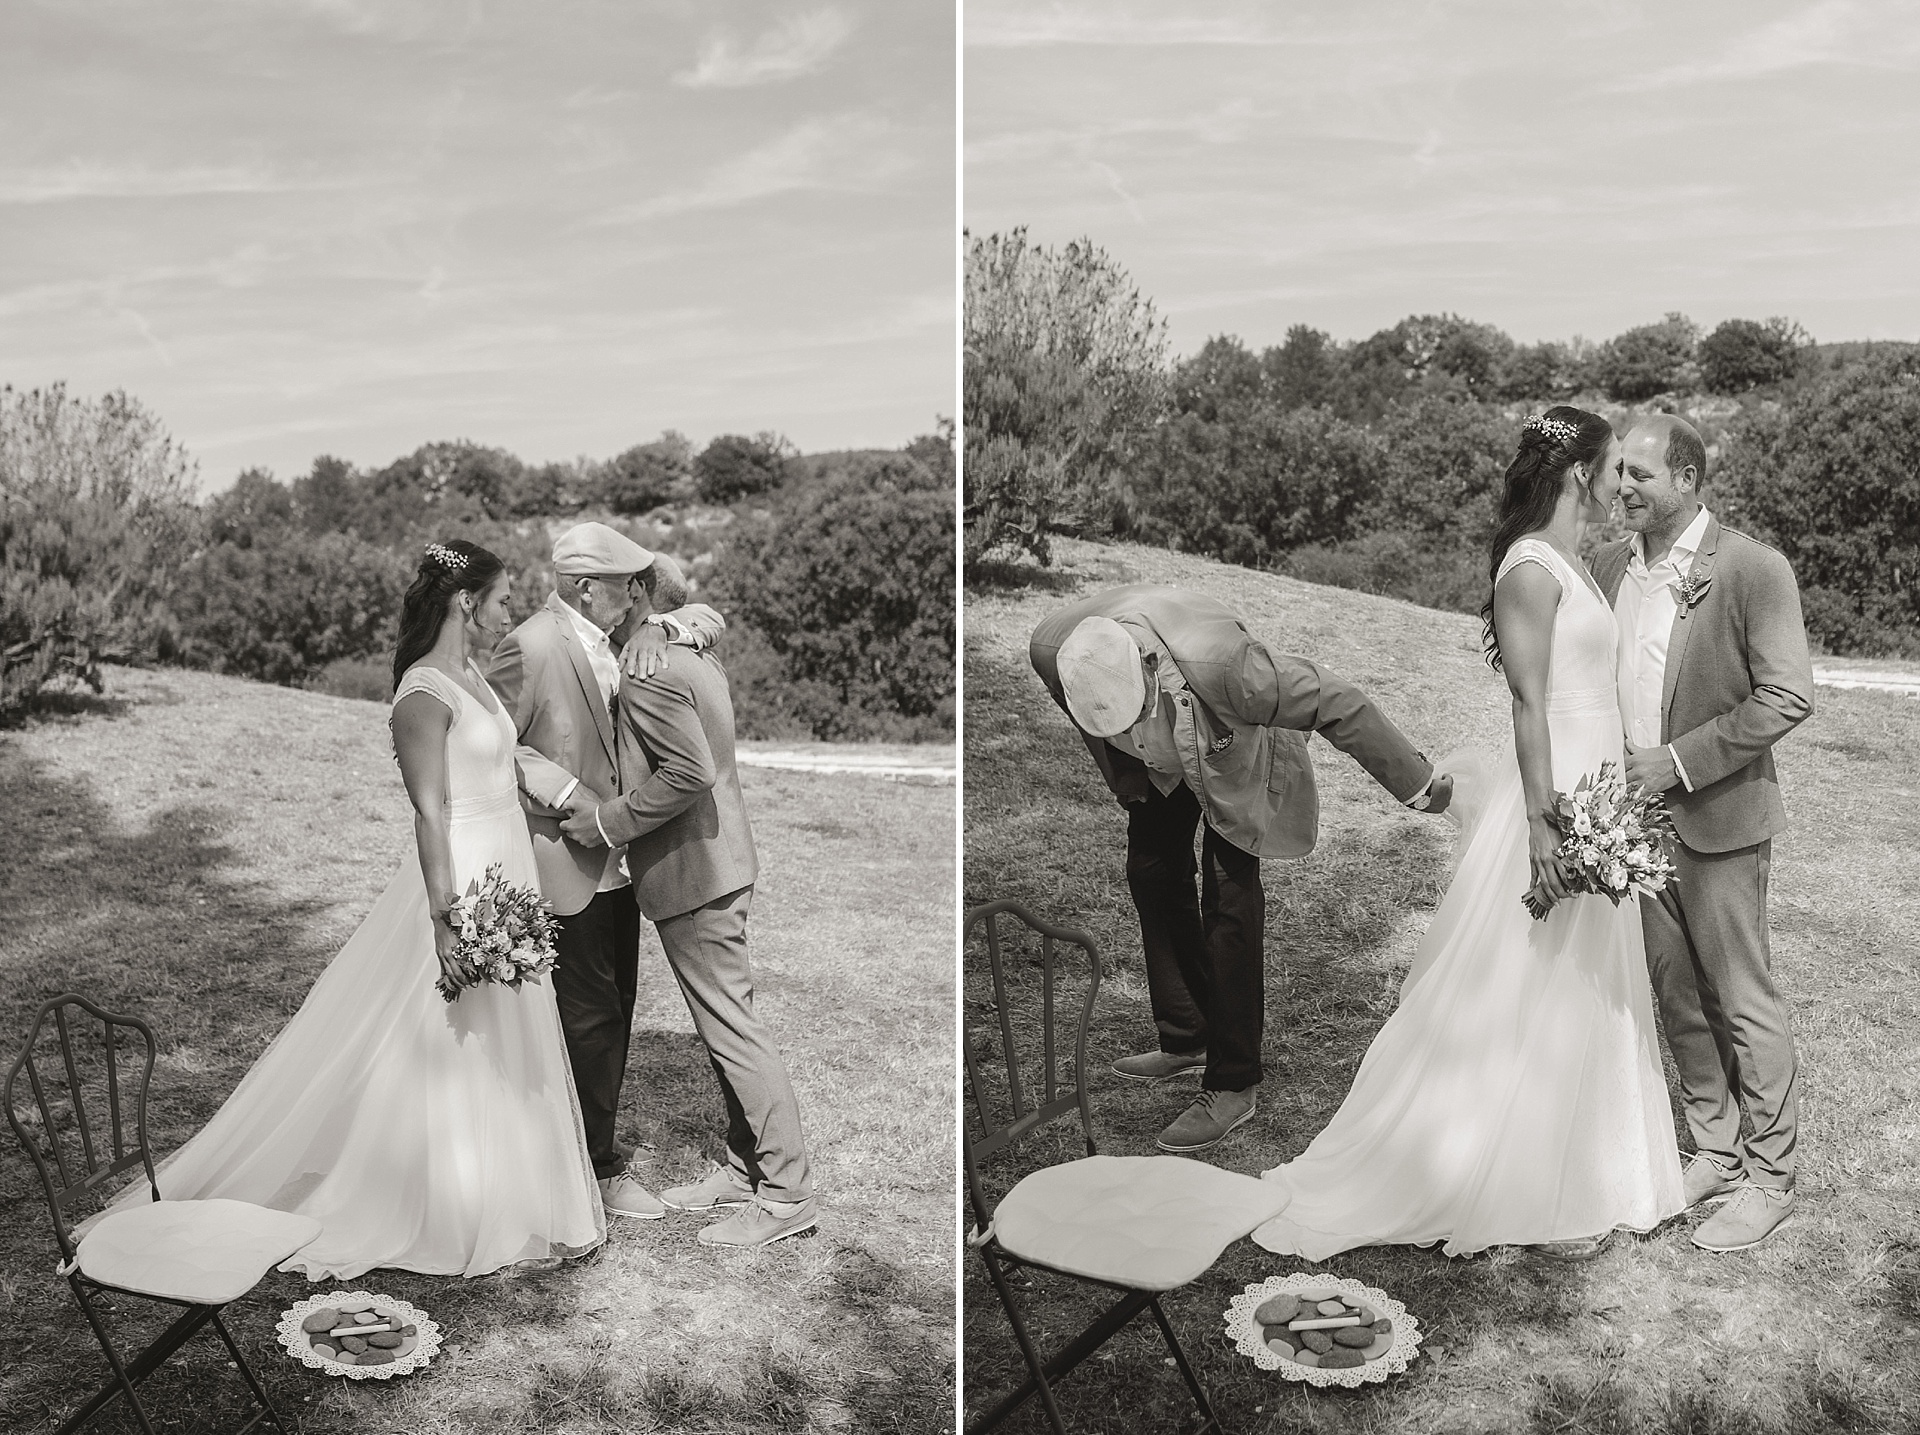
[1030,584,1432,858]
[1592,514,1814,853]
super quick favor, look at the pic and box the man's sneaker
[663,1166,754,1213]
[1529,1231,1614,1262]
[1682,1154,1743,1210]
[1155,1087,1256,1153]
[599,1173,667,1220]
[1692,1184,1794,1252]
[1111,1049,1208,1084]
[697,1195,819,1248]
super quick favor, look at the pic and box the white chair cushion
[76,1199,323,1306]
[992,1154,1290,1292]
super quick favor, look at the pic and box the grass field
[963,538,1920,1435]
[0,664,955,1435]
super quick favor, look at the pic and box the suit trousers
[552,887,642,1181]
[1640,839,1800,1188]
[654,885,813,1203]
[1124,781,1266,1092]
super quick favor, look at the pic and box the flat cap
[552,521,653,577]
[1057,616,1147,738]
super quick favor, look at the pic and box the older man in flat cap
[1031,585,1452,1154]
[487,521,724,1220]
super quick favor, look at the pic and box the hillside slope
[964,538,1920,1435]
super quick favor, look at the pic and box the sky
[965,0,1920,361]
[0,0,955,492]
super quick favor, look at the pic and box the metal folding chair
[4,994,321,1435]
[963,900,1288,1435]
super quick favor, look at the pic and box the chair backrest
[962,900,1101,1235]
[3,995,160,1263]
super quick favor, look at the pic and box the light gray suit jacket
[1030,584,1433,859]
[486,592,724,915]
[595,647,758,923]
[1593,514,1814,853]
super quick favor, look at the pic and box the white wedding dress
[101,662,605,1279]
[1253,538,1685,1259]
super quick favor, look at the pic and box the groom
[562,559,818,1248]
[1594,414,1814,1253]
[487,522,724,1220]
[1030,584,1452,1155]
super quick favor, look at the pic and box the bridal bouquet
[1524,761,1677,920]
[436,865,559,1002]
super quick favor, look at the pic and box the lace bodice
[1495,538,1618,706]
[393,662,518,804]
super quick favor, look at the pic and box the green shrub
[1716,350,1920,656]
[0,384,198,716]
[170,529,413,686]
[1593,313,1700,401]
[720,450,954,740]
[693,433,794,504]
[1125,403,1382,568]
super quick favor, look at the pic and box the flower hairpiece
[424,541,468,572]
[1523,414,1581,446]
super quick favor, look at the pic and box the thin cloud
[601,114,910,222]
[0,161,320,205]
[968,3,1301,48]
[675,9,855,89]
[1611,0,1920,90]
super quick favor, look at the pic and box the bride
[1253,407,1685,1261]
[100,540,605,1279]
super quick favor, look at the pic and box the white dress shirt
[555,600,630,892]
[1615,506,1711,793]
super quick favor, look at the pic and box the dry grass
[963,539,1920,1435]
[0,664,954,1435]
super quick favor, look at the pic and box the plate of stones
[1224,1273,1422,1389]
[277,1291,441,1380]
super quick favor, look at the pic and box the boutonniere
[1673,571,1712,610]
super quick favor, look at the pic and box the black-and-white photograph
[963,4,1918,1433]
[1,4,956,1432]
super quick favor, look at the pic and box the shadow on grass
[965,558,1087,595]
[0,737,342,1432]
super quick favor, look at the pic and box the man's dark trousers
[551,888,641,1181]
[1124,781,1265,1091]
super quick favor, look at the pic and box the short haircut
[1665,424,1707,488]
[643,558,690,612]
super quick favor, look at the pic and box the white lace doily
[276,1291,441,1380]
[1224,1273,1422,1389]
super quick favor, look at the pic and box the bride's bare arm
[1493,562,1570,906]
[392,691,464,980]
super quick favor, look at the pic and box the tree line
[965,228,1920,659]
[1,385,956,739]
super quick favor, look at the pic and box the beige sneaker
[697,1195,819,1248]
[1692,1184,1794,1252]
[599,1173,667,1220]
[1155,1087,1256,1153]
[1682,1154,1742,1210]
[1111,1049,1208,1083]
[663,1166,753,1213]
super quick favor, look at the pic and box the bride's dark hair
[1481,405,1614,671]
[391,539,507,692]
